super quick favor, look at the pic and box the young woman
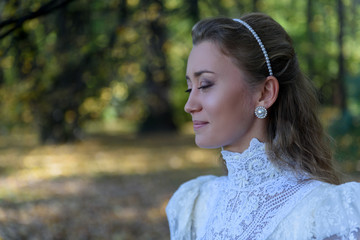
[166,13,360,240]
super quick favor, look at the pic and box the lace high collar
[167,139,322,240]
[221,138,282,188]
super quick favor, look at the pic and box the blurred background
[0,0,359,239]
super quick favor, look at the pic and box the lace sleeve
[315,182,360,240]
[269,182,360,240]
[166,175,217,240]
[323,228,360,240]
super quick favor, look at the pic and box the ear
[258,76,279,108]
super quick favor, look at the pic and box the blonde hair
[192,13,340,184]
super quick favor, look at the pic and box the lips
[193,120,209,130]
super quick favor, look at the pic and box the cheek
[203,95,221,114]
[214,90,255,138]
[222,99,252,128]
[208,88,253,119]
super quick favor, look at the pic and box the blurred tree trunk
[334,0,347,113]
[0,67,3,86]
[306,0,315,78]
[109,0,128,47]
[33,5,86,144]
[187,0,199,23]
[252,0,259,12]
[139,0,176,132]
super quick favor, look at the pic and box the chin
[195,136,221,149]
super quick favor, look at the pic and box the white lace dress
[166,138,360,240]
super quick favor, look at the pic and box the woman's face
[185,41,265,152]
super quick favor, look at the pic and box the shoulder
[307,181,360,214]
[167,175,218,211]
[270,181,360,240]
[286,181,360,214]
[166,175,218,216]
[166,175,219,239]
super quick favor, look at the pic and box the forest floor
[0,131,359,240]
[0,131,222,240]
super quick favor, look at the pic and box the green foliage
[329,112,360,170]
[0,0,360,145]
[329,74,360,163]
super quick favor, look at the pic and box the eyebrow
[186,70,215,80]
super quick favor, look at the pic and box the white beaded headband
[233,18,273,76]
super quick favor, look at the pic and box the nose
[184,91,202,114]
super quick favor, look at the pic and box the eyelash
[185,84,213,93]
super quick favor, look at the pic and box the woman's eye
[185,82,213,93]
[197,84,213,90]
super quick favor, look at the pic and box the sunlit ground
[0,121,359,239]
[0,124,222,240]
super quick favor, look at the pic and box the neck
[222,120,268,153]
[223,135,267,153]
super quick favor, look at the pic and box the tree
[0,0,75,39]
[0,0,359,144]
[139,0,177,132]
[0,0,116,143]
[306,0,315,78]
[334,0,347,113]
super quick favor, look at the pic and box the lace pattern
[166,138,360,240]
[268,181,360,240]
[198,138,320,240]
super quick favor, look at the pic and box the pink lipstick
[193,120,209,130]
